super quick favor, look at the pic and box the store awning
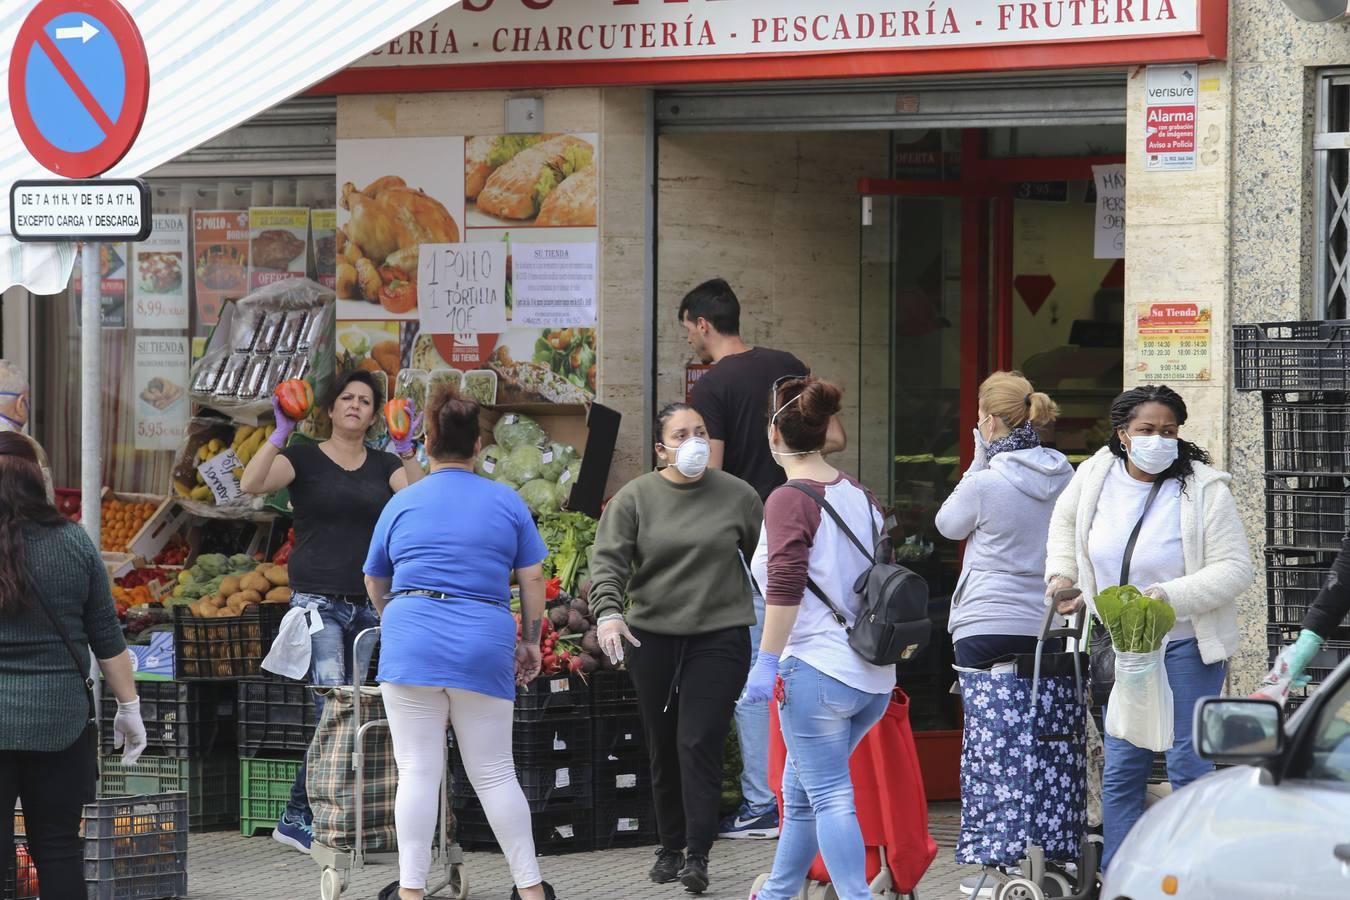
[0,0,458,294]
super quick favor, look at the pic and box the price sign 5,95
[418,243,507,335]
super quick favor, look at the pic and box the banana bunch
[173,423,277,503]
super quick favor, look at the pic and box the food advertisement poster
[1135,302,1211,381]
[312,210,337,290]
[133,335,190,450]
[73,243,128,329]
[337,133,599,406]
[192,211,249,326]
[248,207,310,290]
[336,136,465,321]
[510,242,597,328]
[338,321,403,380]
[132,214,189,329]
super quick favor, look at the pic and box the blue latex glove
[1286,628,1325,688]
[738,651,781,706]
[269,394,296,449]
[391,400,423,457]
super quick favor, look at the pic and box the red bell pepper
[545,577,561,601]
[274,379,314,420]
[384,398,413,441]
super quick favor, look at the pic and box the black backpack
[783,482,931,665]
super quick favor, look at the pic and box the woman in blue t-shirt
[364,389,554,900]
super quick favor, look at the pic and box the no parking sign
[8,0,149,178]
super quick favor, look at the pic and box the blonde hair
[979,371,1058,429]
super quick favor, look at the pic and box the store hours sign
[1135,302,1211,382]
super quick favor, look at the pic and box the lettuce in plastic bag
[1095,584,1176,653]
[493,414,547,451]
[476,444,505,479]
[498,445,545,485]
[518,479,561,516]
[539,441,576,482]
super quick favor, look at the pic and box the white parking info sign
[10,178,152,242]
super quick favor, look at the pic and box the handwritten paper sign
[511,243,598,327]
[196,449,244,505]
[417,243,507,335]
[1092,164,1126,259]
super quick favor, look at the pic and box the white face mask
[1127,434,1179,475]
[661,436,710,478]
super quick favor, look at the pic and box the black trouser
[626,625,751,857]
[0,733,96,900]
[954,634,1063,669]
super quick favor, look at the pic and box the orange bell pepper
[384,398,412,441]
[274,379,314,420]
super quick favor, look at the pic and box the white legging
[380,683,542,891]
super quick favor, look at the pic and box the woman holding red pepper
[240,369,424,853]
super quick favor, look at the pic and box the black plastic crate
[589,670,638,712]
[10,793,189,900]
[514,674,590,721]
[98,753,238,831]
[593,753,651,804]
[1267,625,1350,686]
[172,604,288,680]
[1263,394,1350,476]
[3,841,37,900]
[592,802,658,850]
[1264,550,1350,641]
[591,712,645,758]
[512,715,592,761]
[1264,476,1350,551]
[99,680,235,758]
[1234,320,1350,392]
[236,680,315,757]
[451,757,593,809]
[454,802,593,855]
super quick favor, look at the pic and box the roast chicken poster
[335,132,600,405]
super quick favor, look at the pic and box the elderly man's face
[0,391,29,428]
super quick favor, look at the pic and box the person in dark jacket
[1259,535,1350,700]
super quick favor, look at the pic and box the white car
[1102,668,1350,899]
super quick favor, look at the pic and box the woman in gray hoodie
[936,371,1073,668]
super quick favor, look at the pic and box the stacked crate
[97,680,239,830]
[589,671,657,850]
[451,673,596,855]
[5,793,188,900]
[235,679,316,836]
[1235,320,1350,706]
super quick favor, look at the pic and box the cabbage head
[518,479,561,516]
[557,459,583,505]
[539,441,575,482]
[476,444,505,479]
[493,414,547,451]
[499,444,545,485]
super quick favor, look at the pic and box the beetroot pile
[513,576,611,676]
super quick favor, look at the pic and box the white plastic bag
[262,607,315,679]
[1105,645,1174,752]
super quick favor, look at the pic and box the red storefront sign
[318,0,1227,93]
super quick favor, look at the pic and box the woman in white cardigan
[1045,385,1253,872]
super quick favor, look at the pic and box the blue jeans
[734,580,773,810]
[1101,638,1225,870]
[284,593,380,822]
[759,659,890,900]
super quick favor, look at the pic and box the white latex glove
[970,428,989,471]
[113,697,147,766]
[597,615,641,666]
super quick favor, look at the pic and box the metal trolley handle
[1031,592,1087,708]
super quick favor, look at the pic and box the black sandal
[510,882,557,900]
[377,881,400,900]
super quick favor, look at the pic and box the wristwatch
[399,448,418,461]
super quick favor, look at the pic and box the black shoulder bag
[1089,476,1166,707]
[32,591,101,801]
[784,482,932,665]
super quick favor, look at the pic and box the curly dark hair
[1107,385,1210,486]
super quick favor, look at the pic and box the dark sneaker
[679,853,710,894]
[272,813,312,853]
[718,802,780,840]
[650,847,685,884]
[511,881,557,900]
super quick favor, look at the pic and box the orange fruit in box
[99,498,156,553]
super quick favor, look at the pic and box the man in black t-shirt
[678,277,845,841]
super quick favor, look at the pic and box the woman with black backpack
[741,375,894,900]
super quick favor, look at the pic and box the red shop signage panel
[317,0,1226,94]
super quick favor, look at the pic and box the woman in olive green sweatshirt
[590,403,763,896]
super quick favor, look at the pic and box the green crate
[98,752,239,831]
[239,757,303,836]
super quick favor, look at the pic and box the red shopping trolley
[753,687,938,900]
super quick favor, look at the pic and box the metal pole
[81,243,101,548]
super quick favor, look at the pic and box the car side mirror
[1195,697,1285,769]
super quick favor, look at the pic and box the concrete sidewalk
[185,804,971,898]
